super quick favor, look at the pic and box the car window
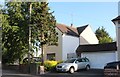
[76,58,82,62]
[64,59,76,63]
[84,58,89,62]
[81,58,86,62]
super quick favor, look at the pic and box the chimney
[71,23,73,27]
[112,15,120,61]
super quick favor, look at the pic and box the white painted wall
[81,51,117,69]
[33,48,41,57]
[62,34,79,60]
[114,21,120,61]
[80,25,98,45]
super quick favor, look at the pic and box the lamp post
[28,3,32,73]
[28,3,45,74]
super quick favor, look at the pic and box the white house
[44,23,98,61]
[76,16,120,69]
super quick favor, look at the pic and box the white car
[56,57,90,73]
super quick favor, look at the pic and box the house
[44,23,98,61]
[76,16,120,69]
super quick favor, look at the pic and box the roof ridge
[56,23,79,37]
[56,23,89,37]
[56,23,76,29]
[77,24,89,28]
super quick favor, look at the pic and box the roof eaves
[112,16,120,21]
[76,42,117,53]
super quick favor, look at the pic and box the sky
[49,2,118,39]
[0,1,119,39]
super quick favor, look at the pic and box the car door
[76,58,85,69]
[83,58,88,68]
[81,58,87,68]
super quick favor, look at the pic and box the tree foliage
[95,26,113,44]
[2,2,29,64]
[31,2,58,45]
[30,2,58,65]
[2,2,58,64]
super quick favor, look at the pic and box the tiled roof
[76,42,117,53]
[112,16,120,21]
[56,23,88,37]
[77,25,88,35]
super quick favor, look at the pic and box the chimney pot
[71,23,73,27]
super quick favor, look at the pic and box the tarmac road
[39,69,104,77]
[2,69,104,77]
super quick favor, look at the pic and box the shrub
[44,60,58,71]
[57,60,63,64]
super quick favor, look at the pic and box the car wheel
[69,67,75,74]
[86,65,90,70]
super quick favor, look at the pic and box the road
[2,69,104,77]
[39,69,104,77]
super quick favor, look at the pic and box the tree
[95,26,113,44]
[0,5,2,62]
[2,2,30,64]
[30,2,58,65]
[2,2,58,64]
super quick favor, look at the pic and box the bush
[44,60,58,71]
[57,60,63,64]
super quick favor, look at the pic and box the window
[77,58,82,62]
[64,59,76,63]
[47,53,55,60]
[84,58,89,62]
[118,21,120,24]
[81,58,86,62]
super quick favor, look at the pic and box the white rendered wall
[80,25,98,45]
[115,22,120,61]
[81,51,117,69]
[62,34,79,60]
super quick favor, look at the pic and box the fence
[104,69,120,77]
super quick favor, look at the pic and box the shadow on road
[38,69,104,77]
[2,68,104,77]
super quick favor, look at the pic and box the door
[81,52,116,69]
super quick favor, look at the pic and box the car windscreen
[64,59,76,63]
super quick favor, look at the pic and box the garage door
[81,51,117,69]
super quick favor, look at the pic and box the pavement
[2,69,39,77]
[2,69,104,77]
